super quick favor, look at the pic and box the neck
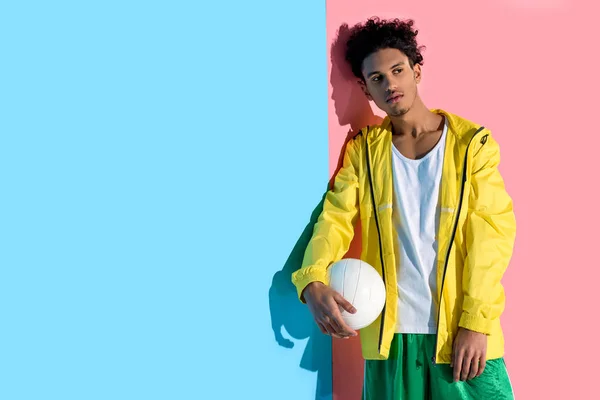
[389,97,440,138]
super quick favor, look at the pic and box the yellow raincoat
[291,109,516,363]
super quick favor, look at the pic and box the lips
[386,93,403,103]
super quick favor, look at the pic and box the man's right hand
[302,282,358,339]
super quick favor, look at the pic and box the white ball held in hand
[327,258,386,330]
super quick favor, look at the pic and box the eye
[393,68,403,74]
[371,75,381,82]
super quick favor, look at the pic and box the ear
[413,63,422,84]
[358,79,373,100]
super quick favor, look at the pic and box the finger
[322,317,343,339]
[477,356,487,377]
[468,354,479,380]
[318,315,334,335]
[321,316,335,335]
[334,293,357,314]
[327,326,344,339]
[316,321,328,335]
[461,352,472,381]
[326,300,357,337]
[451,338,456,368]
[332,312,357,337]
[453,349,464,382]
[323,309,348,337]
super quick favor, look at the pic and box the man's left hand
[451,327,487,382]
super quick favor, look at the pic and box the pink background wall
[327,1,600,398]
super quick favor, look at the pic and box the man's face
[359,48,421,117]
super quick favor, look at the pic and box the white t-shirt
[391,118,448,334]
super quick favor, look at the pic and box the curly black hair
[345,17,425,80]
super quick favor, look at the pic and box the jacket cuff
[459,312,493,335]
[292,267,329,303]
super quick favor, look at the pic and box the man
[291,17,516,399]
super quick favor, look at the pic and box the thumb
[335,293,357,314]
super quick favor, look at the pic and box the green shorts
[362,334,514,400]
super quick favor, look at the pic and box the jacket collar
[365,108,482,145]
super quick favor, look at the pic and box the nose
[384,78,397,93]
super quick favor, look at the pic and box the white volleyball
[328,258,386,330]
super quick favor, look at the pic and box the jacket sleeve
[459,133,516,334]
[291,137,360,303]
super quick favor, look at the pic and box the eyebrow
[366,62,405,78]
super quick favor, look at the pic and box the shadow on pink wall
[268,22,388,400]
[330,23,383,140]
[329,23,382,400]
